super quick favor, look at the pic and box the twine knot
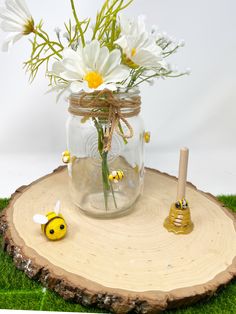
[69,89,141,153]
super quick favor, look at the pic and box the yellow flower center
[84,71,104,89]
[23,18,35,35]
[122,53,139,69]
[131,48,137,57]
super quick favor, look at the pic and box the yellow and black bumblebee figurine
[33,201,67,241]
[109,170,124,183]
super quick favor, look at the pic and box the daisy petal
[5,0,28,20]
[70,81,84,93]
[63,58,85,78]
[95,83,106,91]
[82,81,94,93]
[83,40,100,69]
[114,35,128,50]
[95,46,110,73]
[62,48,79,60]
[119,15,132,36]
[137,15,146,33]
[101,49,121,76]
[1,32,22,51]
[51,61,65,75]
[63,47,87,75]
[0,19,22,32]
[102,83,117,91]
[15,0,31,18]
[104,65,130,83]
[132,48,162,68]
[0,7,24,24]
[60,70,81,81]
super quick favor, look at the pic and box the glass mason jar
[66,88,145,218]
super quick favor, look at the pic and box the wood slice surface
[0,166,236,314]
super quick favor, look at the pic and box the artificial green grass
[0,198,105,313]
[218,195,236,212]
[0,196,235,313]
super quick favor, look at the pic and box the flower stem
[92,118,118,211]
[102,151,118,211]
[70,0,86,47]
[101,152,109,211]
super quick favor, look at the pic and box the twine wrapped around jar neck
[69,89,141,152]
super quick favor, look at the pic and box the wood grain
[0,166,236,314]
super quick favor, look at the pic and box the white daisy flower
[51,40,130,93]
[115,15,163,69]
[0,0,34,51]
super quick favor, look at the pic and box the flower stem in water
[93,117,118,211]
[102,152,117,211]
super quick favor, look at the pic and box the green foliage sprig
[5,0,187,89]
[24,0,137,82]
[92,0,133,49]
[24,21,63,82]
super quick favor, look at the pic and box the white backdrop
[0,0,236,197]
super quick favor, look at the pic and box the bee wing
[33,214,48,224]
[54,200,61,215]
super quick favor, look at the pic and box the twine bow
[69,89,141,153]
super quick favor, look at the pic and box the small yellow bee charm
[109,170,124,183]
[33,201,67,241]
[144,131,151,143]
[62,150,71,164]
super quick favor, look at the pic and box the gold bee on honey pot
[175,199,188,209]
[33,201,67,241]
[109,170,124,183]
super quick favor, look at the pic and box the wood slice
[0,166,236,314]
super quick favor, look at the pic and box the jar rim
[70,86,140,99]
[68,87,141,118]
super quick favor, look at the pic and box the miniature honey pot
[164,147,194,234]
